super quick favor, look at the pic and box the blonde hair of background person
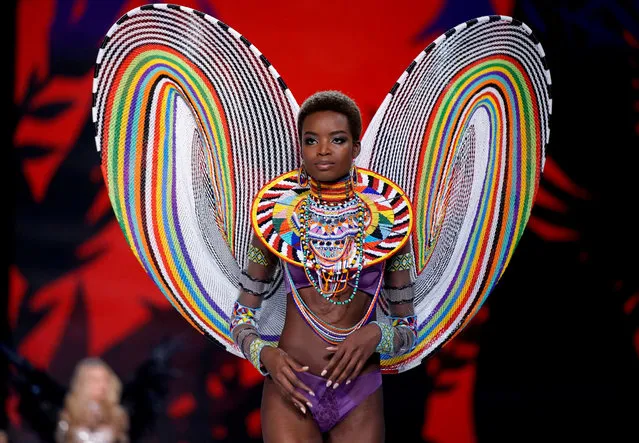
[55,357,129,443]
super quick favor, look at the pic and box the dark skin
[238,110,413,442]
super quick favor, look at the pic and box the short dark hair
[297,90,362,142]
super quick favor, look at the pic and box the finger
[282,365,316,398]
[345,359,366,385]
[285,355,310,373]
[320,345,339,376]
[278,372,312,410]
[334,354,360,386]
[291,398,307,415]
[327,350,353,388]
[281,367,312,408]
[321,347,345,378]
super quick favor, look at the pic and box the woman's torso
[277,262,383,376]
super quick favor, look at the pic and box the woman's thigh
[326,386,385,443]
[261,376,323,443]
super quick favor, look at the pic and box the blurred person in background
[55,358,129,443]
[2,338,179,443]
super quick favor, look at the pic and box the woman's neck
[308,174,355,205]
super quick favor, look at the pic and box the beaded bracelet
[230,301,259,330]
[247,244,270,266]
[239,271,272,297]
[383,282,415,305]
[386,252,414,272]
[370,321,395,354]
[390,314,418,353]
[391,314,417,333]
[249,338,274,376]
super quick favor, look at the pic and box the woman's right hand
[260,346,315,414]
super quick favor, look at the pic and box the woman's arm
[374,242,418,355]
[321,242,417,387]
[230,234,276,371]
[229,234,315,415]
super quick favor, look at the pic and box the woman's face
[300,110,360,182]
[82,365,111,402]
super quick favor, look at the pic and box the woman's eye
[303,138,317,145]
[332,137,346,144]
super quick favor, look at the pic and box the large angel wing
[359,16,552,372]
[92,4,301,354]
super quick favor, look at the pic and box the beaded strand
[298,194,366,305]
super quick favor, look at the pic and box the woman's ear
[352,140,361,159]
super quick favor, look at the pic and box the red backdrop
[8,1,639,442]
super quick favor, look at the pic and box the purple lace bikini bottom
[296,370,382,432]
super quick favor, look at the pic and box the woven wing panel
[92,4,299,352]
[359,16,552,373]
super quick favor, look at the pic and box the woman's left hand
[321,323,381,388]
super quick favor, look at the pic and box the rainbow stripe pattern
[360,16,552,372]
[92,4,300,352]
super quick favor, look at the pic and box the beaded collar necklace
[307,173,356,204]
[298,174,367,305]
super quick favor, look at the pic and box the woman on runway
[230,90,416,442]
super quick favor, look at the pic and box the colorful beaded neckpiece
[251,167,414,270]
[298,174,367,305]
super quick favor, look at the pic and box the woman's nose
[317,141,330,155]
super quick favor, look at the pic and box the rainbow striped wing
[92,4,300,353]
[359,16,552,373]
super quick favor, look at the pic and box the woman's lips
[315,162,334,171]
